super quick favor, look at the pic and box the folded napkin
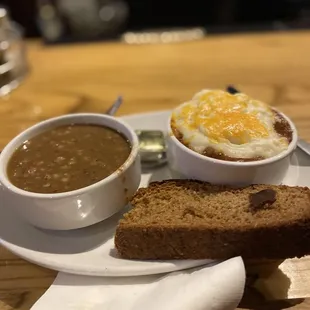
[32,257,245,310]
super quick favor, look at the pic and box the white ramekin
[167,110,298,186]
[0,113,141,230]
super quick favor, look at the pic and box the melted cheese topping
[171,89,289,159]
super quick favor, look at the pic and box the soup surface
[7,124,131,194]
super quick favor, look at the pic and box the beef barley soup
[7,124,131,194]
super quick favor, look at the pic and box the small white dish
[0,111,308,277]
[167,108,298,186]
[0,113,141,230]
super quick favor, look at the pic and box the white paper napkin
[31,257,245,310]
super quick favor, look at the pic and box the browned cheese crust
[170,110,293,162]
[115,180,310,260]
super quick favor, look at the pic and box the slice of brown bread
[114,180,310,260]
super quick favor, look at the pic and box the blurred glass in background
[0,8,28,96]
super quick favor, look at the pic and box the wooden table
[1,30,310,309]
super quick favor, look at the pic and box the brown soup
[7,124,131,194]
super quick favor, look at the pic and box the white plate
[1,110,310,277]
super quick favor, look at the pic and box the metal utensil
[135,130,167,168]
[226,85,310,157]
[105,95,123,116]
[226,85,239,95]
[106,96,168,168]
[297,139,310,157]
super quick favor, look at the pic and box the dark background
[3,0,310,40]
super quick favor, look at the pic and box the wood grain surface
[1,31,310,309]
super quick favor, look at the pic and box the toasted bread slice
[115,180,310,260]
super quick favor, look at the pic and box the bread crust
[115,180,310,260]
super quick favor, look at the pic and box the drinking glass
[0,8,28,97]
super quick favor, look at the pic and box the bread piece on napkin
[115,180,310,260]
